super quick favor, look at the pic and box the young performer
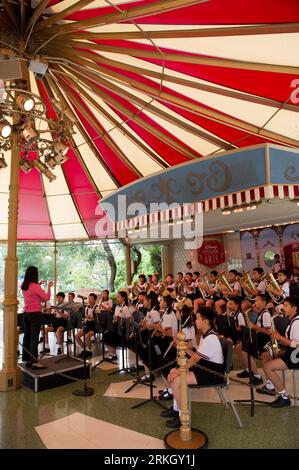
[98,289,113,313]
[237,294,272,385]
[104,291,131,361]
[194,270,220,310]
[241,267,266,312]
[215,270,242,315]
[43,292,68,355]
[75,293,98,358]
[256,296,299,406]
[164,306,224,428]
[272,254,282,276]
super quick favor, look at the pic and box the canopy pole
[162,245,171,279]
[53,242,57,303]
[0,112,21,391]
[125,244,132,286]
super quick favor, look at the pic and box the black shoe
[271,395,291,408]
[41,347,50,354]
[159,388,167,395]
[161,407,179,418]
[84,351,93,359]
[166,416,181,429]
[237,370,250,378]
[252,376,263,386]
[38,337,44,344]
[158,390,173,401]
[32,364,47,370]
[256,385,276,396]
[57,347,62,355]
[25,362,32,368]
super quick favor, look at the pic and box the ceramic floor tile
[35,412,164,449]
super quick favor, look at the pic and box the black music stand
[216,315,238,345]
[92,311,118,369]
[234,326,268,416]
[125,322,152,394]
[131,333,166,410]
[72,297,94,397]
[55,306,77,364]
[108,318,135,377]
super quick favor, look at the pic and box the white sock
[45,343,49,348]
[254,374,261,379]
[173,399,179,412]
[168,388,173,394]
[279,389,288,399]
[266,380,275,390]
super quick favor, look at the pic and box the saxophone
[265,273,286,305]
[242,308,253,342]
[263,316,281,359]
[241,273,256,301]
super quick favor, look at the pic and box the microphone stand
[73,297,94,397]
[109,317,135,377]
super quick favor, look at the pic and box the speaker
[0,59,24,81]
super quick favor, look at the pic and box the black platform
[19,356,91,392]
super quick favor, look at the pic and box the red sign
[198,236,225,268]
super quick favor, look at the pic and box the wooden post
[125,244,132,286]
[0,126,21,391]
[162,245,171,279]
[164,330,208,449]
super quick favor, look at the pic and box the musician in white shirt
[98,289,113,313]
[43,292,68,355]
[104,291,132,361]
[75,293,99,358]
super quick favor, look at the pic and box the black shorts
[52,318,67,332]
[257,333,270,355]
[189,359,225,386]
[280,347,299,370]
[84,320,96,334]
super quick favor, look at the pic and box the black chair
[188,338,243,428]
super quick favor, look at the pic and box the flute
[162,316,190,358]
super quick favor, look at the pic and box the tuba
[217,272,233,300]
[240,273,256,301]
[265,273,286,304]
[263,315,281,359]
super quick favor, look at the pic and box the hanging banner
[198,234,225,268]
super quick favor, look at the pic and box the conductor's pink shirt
[22,283,51,313]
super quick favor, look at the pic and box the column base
[164,428,208,449]
[0,367,21,392]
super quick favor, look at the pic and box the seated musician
[215,270,242,316]
[184,272,195,299]
[150,273,160,294]
[165,273,176,290]
[241,267,266,313]
[255,296,299,407]
[139,291,178,382]
[159,302,197,401]
[43,292,68,355]
[220,298,244,344]
[66,292,76,343]
[98,289,113,313]
[75,293,98,359]
[290,266,299,285]
[267,269,290,315]
[165,306,224,429]
[138,274,148,292]
[104,291,131,361]
[134,292,147,314]
[194,270,220,310]
[237,294,272,385]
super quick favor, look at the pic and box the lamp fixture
[222,210,232,215]
[0,119,12,138]
[32,159,56,182]
[0,153,7,169]
[16,93,35,112]
[22,124,39,143]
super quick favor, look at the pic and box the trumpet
[242,308,253,342]
[265,273,286,304]
[240,272,256,301]
[198,273,213,301]
[264,315,281,359]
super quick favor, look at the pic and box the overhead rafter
[37,0,209,34]
[26,0,51,34]
[61,40,299,75]
[34,0,95,31]
[52,63,201,160]
[1,0,18,27]
[68,53,299,113]
[64,22,299,41]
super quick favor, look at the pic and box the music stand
[125,322,152,394]
[234,326,268,416]
[216,315,238,345]
[131,333,166,410]
[54,304,78,364]
[108,318,136,377]
[72,297,94,397]
[92,311,118,369]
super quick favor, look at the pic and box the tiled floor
[0,322,299,449]
[35,412,164,449]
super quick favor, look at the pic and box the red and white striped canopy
[0,0,299,240]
